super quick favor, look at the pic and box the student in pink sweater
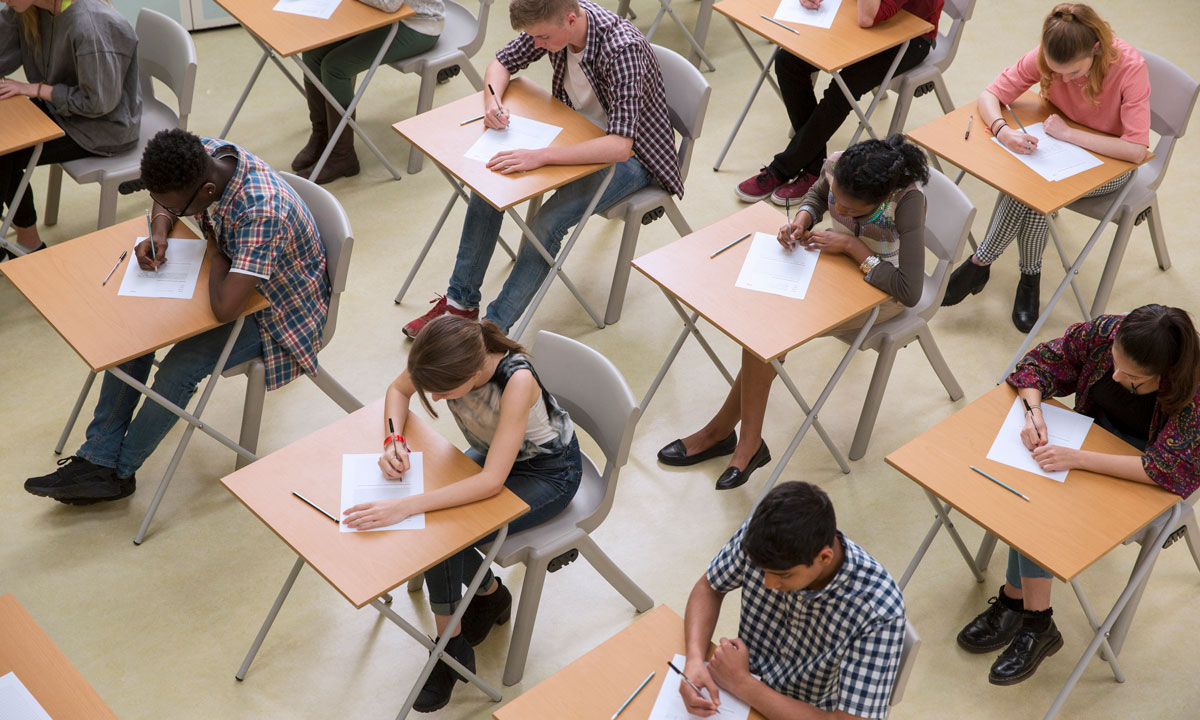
[941,3,1150,333]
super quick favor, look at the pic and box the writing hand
[799,0,822,8]
[484,103,510,130]
[1000,126,1039,155]
[134,236,168,270]
[1019,409,1048,450]
[487,148,545,174]
[378,442,411,478]
[679,657,721,717]
[342,498,412,530]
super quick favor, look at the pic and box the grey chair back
[889,620,921,708]
[135,8,197,130]
[1140,50,1199,192]
[924,0,974,73]
[651,44,711,182]
[279,173,354,349]
[914,169,976,319]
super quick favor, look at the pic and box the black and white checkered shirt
[707,526,906,719]
[495,0,684,197]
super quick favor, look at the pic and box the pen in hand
[668,661,723,714]
[145,209,158,273]
[1021,397,1044,440]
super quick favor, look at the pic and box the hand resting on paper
[680,656,722,716]
[1031,444,1084,473]
[487,148,544,174]
[1042,113,1073,143]
[709,637,753,697]
[378,442,411,478]
[800,228,857,254]
[343,497,415,530]
[777,210,813,251]
[799,0,822,8]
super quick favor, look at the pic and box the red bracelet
[383,434,408,449]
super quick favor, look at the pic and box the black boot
[956,587,1023,653]
[988,609,1062,686]
[1011,271,1040,333]
[942,257,990,306]
[301,104,360,185]
[460,577,512,646]
[413,633,475,713]
[291,78,328,172]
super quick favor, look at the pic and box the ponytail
[1037,3,1117,106]
[832,133,929,205]
[1115,304,1200,416]
[407,316,526,417]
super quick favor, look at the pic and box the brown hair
[1037,3,1117,106]
[509,0,580,31]
[407,316,526,417]
[1115,304,1200,417]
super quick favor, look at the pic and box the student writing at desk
[402,0,682,338]
[342,316,581,712]
[941,3,1151,332]
[957,304,1200,686]
[679,482,906,719]
[25,129,329,505]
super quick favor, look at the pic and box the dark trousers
[769,37,931,180]
[0,104,95,228]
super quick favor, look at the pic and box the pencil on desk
[460,113,485,126]
[710,232,751,259]
[760,14,800,34]
[970,466,1031,502]
[292,491,339,523]
[611,671,654,720]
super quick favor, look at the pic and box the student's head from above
[407,316,526,416]
[1112,305,1200,413]
[2,0,66,15]
[743,482,842,593]
[829,134,929,220]
[141,129,220,220]
[510,0,584,53]
[1037,3,1117,104]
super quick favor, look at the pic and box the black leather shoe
[942,258,991,306]
[957,592,1023,653]
[715,442,771,491]
[658,432,737,467]
[461,577,511,646]
[413,633,475,713]
[988,618,1062,686]
[1012,272,1040,333]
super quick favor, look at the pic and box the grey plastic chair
[882,0,975,136]
[43,8,197,230]
[390,0,493,174]
[1066,50,1199,317]
[838,169,976,460]
[887,620,921,711]
[598,44,711,325]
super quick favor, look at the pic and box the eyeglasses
[152,179,206,218]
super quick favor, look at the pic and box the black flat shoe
[715,442,771,491]
[942,258,990,306]
[988,617,1062,686]
[1011,271,1040,333]
[658,432,737,467]
[957,589,1023,653]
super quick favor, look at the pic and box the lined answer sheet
[985,398,1094,482]
[340,452,426,531]
[464,115,563,163]
[773,0,842,28]
[117,236,206,299]
[734,231,821,299]
[991,122,1103,182]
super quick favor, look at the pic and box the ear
[816,545,835,567]
[1093,41,1101,56]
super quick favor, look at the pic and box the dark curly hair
[742,481,837,570]
[833,133,930,205]
[140,129,209,194]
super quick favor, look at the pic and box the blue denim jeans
[78,317,264,478]
[424,435,583,615]
[446,156,651,333]
[1006,547,1054,588]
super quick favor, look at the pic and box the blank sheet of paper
[117,236,206,299]
[0,672,52,720]
[734,231,821,299]
[648,655,753,720]
[273,0,342,19]
[986,398,1094,482]
[773,0,842,28]
[464,115,563,163]
[340,452,426,531]
[990,122,1103,182]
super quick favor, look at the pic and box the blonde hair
[16,1,112,56]
[1037,3,1117,106]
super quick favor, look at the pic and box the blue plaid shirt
[707,526,905,718]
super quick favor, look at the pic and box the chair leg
[932,74,955,114]
[576,535,653,612]
[408,574,424,593]
[44,164,63,226]
[603,210,644,326]
[916,328,963,401]
[407,70,440,174]
[1145,197,1170,271]
[849,337,897,461]
[1089,212,1135,318]
[886,84,915,136]
[458,56,484,91]
[1179,505,1200,575]
[663,200,692,237]
[501,557,550,686]
[96,178,119,229]
[236,361,267,470]
[309,368,364,413]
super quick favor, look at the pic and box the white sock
[446,296,469,311]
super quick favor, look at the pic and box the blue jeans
[1006,547,1054,588]
[78,317,264,478]
[447,156,651,333]
[424,435,583,615]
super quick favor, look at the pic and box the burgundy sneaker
[770,172,819,206]
[735,167,786,203]
[403,295,479,339]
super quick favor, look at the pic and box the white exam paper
[734,231,821,299]
[985,398,1094,482]
[990,122,1103,182]
[773,0,842,29]
[0,672,52,720]
[464,115,563,163]
[340,452,426,531]
[648,654,753,720]
[117,236,206,299]
[273,0,342,20]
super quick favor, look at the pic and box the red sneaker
[403,295,479,339]
[770,172,819,207]
[734,167,786,202]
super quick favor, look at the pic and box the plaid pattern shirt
[495,0,683,197]
[707,526,906,719]
[196,138,328,391]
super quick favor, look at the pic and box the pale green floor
[2,1,1199,718]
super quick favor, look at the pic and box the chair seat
[388,2,478,73]
[1067,172,1155,221]
[598,184,669,220]
[491,453,604,567]
[59,101,179,184]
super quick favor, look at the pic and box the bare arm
[487,133,634,174]
[207,256,258,323]
[680,576,725,716]
[378,371,416,478]
[856,0,881,27]
[483,59,512,129]
[1043,115,1149,163]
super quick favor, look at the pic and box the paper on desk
[464,115,563,163]
[985,398,1094,482]
[340,452,426,531]
[773,0,842,29]
[990,122,1103,182]
[273,0,342,20]
[0,672,52,720]
[648,654,753,720]
[117,236,206,299]
[734,231,820,299]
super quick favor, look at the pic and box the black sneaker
[460,577,512,646]
[25,457,135,505]
[413,634,474,713]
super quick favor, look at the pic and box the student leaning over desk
[941,2,1152,333]
[957,304,1200,687]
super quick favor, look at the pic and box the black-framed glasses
[152,179,206,218]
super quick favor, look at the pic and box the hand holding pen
[672,659,723,716]
[378,418,411,479]
[777,210,813,251]
[484,83,510,130]
[136,211,168,271]
[1020,396,1048,450]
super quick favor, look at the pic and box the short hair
[509,0,580,30]
[140,129,209,194]
[742,481,837,570]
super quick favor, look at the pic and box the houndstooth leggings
[975,172,1132,274]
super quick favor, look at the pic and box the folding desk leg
[395,184,463,304]
[55,371,98,454]
[902,490,986,588]
[1104,518,1173,656]
[1068,580,1124,682]
[837,39,909,146]
[898,515,944,591]
[652,0,716,71]
[975,532,998,571]
[688,0,716,70]
[1045,216,1091,320]
[236,556,305,681]
[714,34,778,171]
[0,142,43,253]
[222,33,304,138]
[639,299,735,414]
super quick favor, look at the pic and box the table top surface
[0,594,119,720]
[906,93,1151,216]
[392,77,611,212]
[221,399,530,609]
[0,96,65,155]
[632,201,888,363]
[495,605,767,720]
[0,218,269,372]
[213,0,414,57]
[885,384,1179,581]
[714,0,932,72]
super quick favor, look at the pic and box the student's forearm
[383,378,412,442]
[408,471,506,514]
[1075,451,1153,484]
[684,577,723,661]
[484,60,511,113]
[978,90,1005,134]
[1058,127,1147,163]
[542,134,634,166]
[737,680,858,720]
[856,0,881,26]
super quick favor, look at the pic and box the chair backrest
[650,44,711,183]
[888,620,921,708]
[1140,50,1199,192]
[460,0,494,57]
[924,0,975,73]
[913,168,975,319]
[135,8,197,130]
[279,173,355,349]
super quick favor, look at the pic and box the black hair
[832,133,930,205]
[1115,304,1200,416]
[140,128,209,194]
[742,481,837,570]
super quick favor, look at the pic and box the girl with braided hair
[657,134,930,491]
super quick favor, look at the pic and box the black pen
[964,114,973,140]
[668,661,723,713]
[1021,397,1043,436]
[487,83,505,122]
[102,249,128,285]
[292,491,338,523]
[388,418,402,461]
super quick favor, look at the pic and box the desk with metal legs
[0,96,65,256]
